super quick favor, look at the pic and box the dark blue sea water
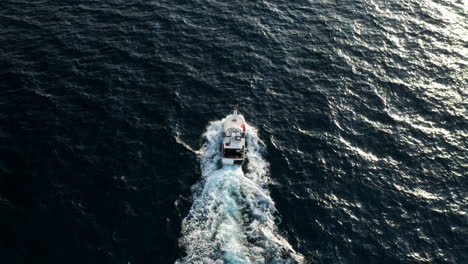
[0,0,466,263]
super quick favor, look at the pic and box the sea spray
[176,118,303,264]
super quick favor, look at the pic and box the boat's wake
[176,118,304,264]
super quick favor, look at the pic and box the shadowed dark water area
[0,0,467,263]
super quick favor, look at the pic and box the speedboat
[222,106,246,165]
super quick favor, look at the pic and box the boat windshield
[223,148,244,158]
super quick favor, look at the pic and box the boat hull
[222,158,244,165]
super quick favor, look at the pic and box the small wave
[173,124,203,155]
[176,118,303,264]
[174,134,202,155]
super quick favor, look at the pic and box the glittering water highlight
[1,0,466,263]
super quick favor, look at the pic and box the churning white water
[176,117,303,264]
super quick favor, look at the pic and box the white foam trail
[174,125,203,155]
[176,117,304,264]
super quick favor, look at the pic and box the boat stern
[222,158,244,165]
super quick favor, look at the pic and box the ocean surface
[0,0,467,263]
